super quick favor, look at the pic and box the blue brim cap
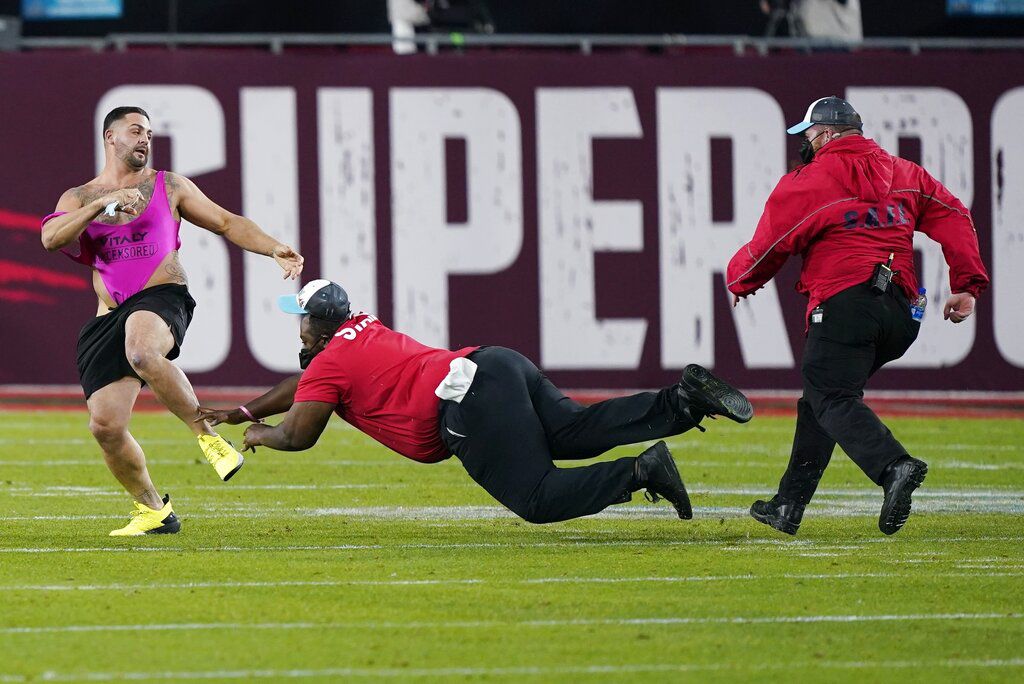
[786,120,814,135]
[277,293,307,315]
[277,279,352,321]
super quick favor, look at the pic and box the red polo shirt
[293,314,478,463]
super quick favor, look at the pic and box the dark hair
[305,315,343,339]
[102,106,151,134]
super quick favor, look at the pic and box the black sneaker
[879,457,928,535]
[635,441,692,520]
[676,364,754,425]
[150,509,182,535]
[749,496,804,536]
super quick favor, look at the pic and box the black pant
[438,347,698,524]
[777,283,920,505]
[76,284,196,400]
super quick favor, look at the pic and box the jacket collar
[815,133,878,159]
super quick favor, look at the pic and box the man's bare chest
[75,176,159,226]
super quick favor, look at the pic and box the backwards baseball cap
[787,96,863,135]
[277,279,351,321]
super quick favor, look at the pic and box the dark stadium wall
[5,0,1022,38]
[1,49,1021,391]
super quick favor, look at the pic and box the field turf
[0,409,1022,682]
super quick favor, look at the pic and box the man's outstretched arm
[170,172,304,279]
[242,401,335,452]
[913,171,989,323]
[725,176,814,301]
[198,374,302,426]
[41,187,144,251]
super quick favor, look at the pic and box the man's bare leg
[86,377,163,510]
[124,310,215,437]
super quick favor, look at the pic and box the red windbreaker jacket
[726,135,989,327]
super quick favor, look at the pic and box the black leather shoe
[879,457,928,535]
[635,441,692,520]
[749,496,804,536]
[676,364,754,425]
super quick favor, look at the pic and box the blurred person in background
[762,0,863,41]
[40,106,304,536]
[387,0,430,54]
[727,96,988,536]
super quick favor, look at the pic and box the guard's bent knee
[518,502,558,525]
[518,511,550,525]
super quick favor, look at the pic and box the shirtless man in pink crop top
[41,106,304,536]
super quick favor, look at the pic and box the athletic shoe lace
[206,438,233,462]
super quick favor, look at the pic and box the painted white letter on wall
[318,89,377,315]
[537,88,647,369]
[657,88,793,369]
[241,87,302,372]
[390,88,523,348]
[991,87,1024,368]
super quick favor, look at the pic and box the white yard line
[0,438,189,446]
[4,484,1022,496]
[1,570,1019,594]
[1,458,1021,474]
[2,535,1022,555]
[3,496,1024,522]
[301,501,1024,519]
[0,579,485,592]
[0,460,106,467]
[2,483,399,494]
[664,441,1022,455]
[936,460,1024,470]
[2,658,1024,682]
[0,459,405,467]
[2,612,1021,636]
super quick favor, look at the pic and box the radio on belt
[870,252,896,294]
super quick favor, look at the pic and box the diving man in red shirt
[200,280,755,524]
[727,96,989,536]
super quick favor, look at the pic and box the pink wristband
[238,405,261,423]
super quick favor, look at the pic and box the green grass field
[0,409,1022,682]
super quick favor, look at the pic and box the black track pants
[777,283,920,505]
[439,347,698,523]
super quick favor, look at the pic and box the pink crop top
[41,170,181,305]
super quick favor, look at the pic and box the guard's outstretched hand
[943,292,975,324]
[196,406,244,426]
[731,290,756,308]
[242,423,269,452]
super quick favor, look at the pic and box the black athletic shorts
[76,284,196,400]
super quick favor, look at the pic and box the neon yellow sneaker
[198,434,245,481]
[109,494,181,536]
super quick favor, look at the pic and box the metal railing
[16,32,1024,56]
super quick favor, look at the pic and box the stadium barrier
[1,40,1021,392]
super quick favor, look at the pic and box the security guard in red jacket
[727,96,989,536]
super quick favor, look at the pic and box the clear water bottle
[911,287,927,321]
